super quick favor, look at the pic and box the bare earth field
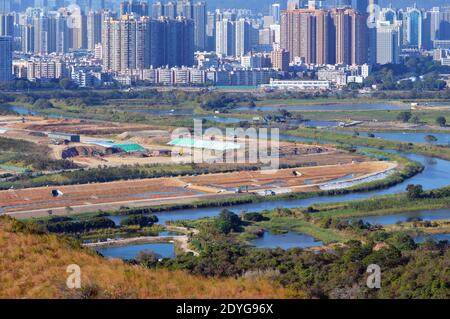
[1,161,395,218]
[0,115,367,168]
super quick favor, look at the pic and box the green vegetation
[214,209,244,234]
[153,210,449,298]
[120,215,158,227]
[44,217,116,234]
[0,136,78,172]
[436,116,447,127]
[286,128,450,161]
[365,56,450,91]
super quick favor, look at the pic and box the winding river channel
[6,104,450,252]
[109,135,450,226]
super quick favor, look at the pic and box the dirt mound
[61,146,118,159]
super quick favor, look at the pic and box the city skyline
[0,0,450,87]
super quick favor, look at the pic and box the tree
[120,215,158,227]
[436,116,447,127]
[396,111,412,123]
[59,78,77,90]
[215,209,242,234]
[406,184,423,200]
[410,115,421,124]
[33,98,54,109]
[242,212,269,222]
[387,233,417,251]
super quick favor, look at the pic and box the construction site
[0,114,399,218]
[1,160,396,218]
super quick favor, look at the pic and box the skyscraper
[280,8,312,63]
[120,1,149,17]
[235,18,251,57]
[428,7,450,45]
[0,36,12,81]
[102,15,194,71]
[332,8,352,65]
[21,24,35,53]
[216,19,235,56]
[281,7,334,64]
[164,1,176,19]
[281,7,367,65]
[377,22,399,64]
[55,12,70,53]
[0,0,11,14]
[0,14,14,37]
[70,8,87,50]
[206,11,216,52]
[367,0,378,65]
[152,1,163,19]
[87,11,103,51]
[404,6,423,49]
[271,3,281,24]
[33,15,49,54]
[351,0,368,12]
[192,2,207,51]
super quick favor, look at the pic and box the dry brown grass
[0,217,298,299]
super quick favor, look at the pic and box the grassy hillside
[0,217,294,299]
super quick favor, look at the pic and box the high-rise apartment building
[70,9,87,50]
[271,3,281,24]
[0,14,14,37]
[192,2,207,51]
[164,1,176,19]
[21,24,35,53]
[235,18,251,57]
[87,11,103,51]
[152,1,163,19]
[216,19,235,56]
[376,22,399,64]
[120,1,149,17]
[0,0,11,14]
[281,6,368,65]
[0,36,12,81]
[270,48,289,71]
[206,11,216,52]
[102,15,194,72]
[428,7,450,46]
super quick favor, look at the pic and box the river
[331,130,450,145]
[236,103,408,112]
[7,104,450,251]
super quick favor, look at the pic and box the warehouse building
[48,132,80,143]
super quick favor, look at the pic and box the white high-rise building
[216,19,235,56]
[377,22,400,64]
[235,18,251,57]
[87,11,103,51]
[271,3,281,24]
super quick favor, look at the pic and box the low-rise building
[264,79,330,91]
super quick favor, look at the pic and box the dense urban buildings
[102,15,194,72]
[280,3,368,65]
[0,0,448,87]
